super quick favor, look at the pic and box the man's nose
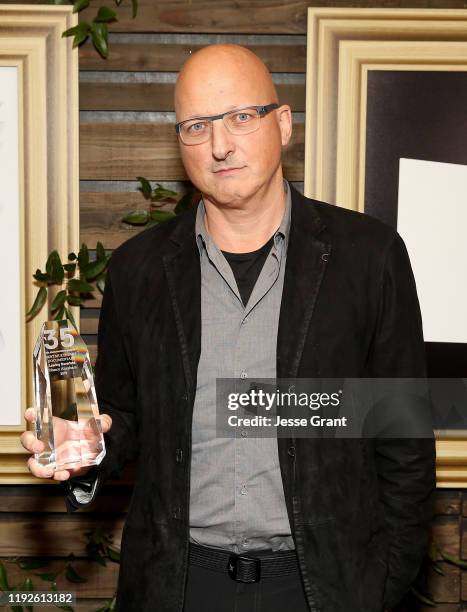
[210,119,235,160]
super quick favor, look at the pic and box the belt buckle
[227,554,261,583]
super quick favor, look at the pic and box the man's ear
[277,104,292,147]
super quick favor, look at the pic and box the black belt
[188,542,300,583]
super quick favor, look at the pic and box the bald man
[21,44,435,612]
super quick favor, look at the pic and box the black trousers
[183,552,310,612]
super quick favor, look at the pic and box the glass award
[32,319,106,471]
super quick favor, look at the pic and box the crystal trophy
[32,319,106,471]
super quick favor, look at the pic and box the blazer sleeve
[368,231,436,611]
[62,258,139,512]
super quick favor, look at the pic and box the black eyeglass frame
[174,103,280,138]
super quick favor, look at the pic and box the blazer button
[288,446,296,457]
[175,448,183,463]
[181,393,188,402]
[173,506,181,519]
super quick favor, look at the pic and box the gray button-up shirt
[189,180,295,553]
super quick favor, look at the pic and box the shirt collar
[195,179,292,257]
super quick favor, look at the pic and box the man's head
[174,44,292,207]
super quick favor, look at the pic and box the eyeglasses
[175,103,279,145]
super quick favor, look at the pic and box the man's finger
[24,407,35,421]
[20,431,44,454]
[27,456,54,479]
[100,414,112,432]
[53,470,71,481]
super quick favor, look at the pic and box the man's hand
[20,407,112,481]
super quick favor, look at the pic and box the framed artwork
[305,7,467,487]
[0,6,79,483]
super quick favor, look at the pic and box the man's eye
[187,121,207,133]
[233,112,253,123]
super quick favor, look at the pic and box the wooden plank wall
[2,1,467,610]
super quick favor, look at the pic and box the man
[21,44,436,611]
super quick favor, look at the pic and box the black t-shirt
[221,233,275,307]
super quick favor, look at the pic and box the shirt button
[241,540,249,549]
[241,430,247,438]
[175,448,183,463]
[240,371,248,379]
[240,485,248,495]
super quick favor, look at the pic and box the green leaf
[35,571,59,581]
[22,577,34,590]
[65,564,87,583]
[55,305,66,322]
[91,22,109,58]
[0,560,10,590]
[106,546,120,562]
[62,23,90,48]
[136,176,152,199]
[65,307,78,332]
[66,295,85,306]
[17,558,49,570]
[77,243,89,270]
[152,183,177,200]
[432,562,445,575]
[96,241,106,262]
[122,209,149,225]
[96,274,106,294]
[149,209,176,223]
[94,6,117,22]
[68,278,95,293]
[72,0,90,13]
[409,586,436,606]
[26,286,47,319]
[45,250,64,284]
[21,577,34,612]
[33,269,51,283]
[439,549,467,569]
[131,0,138,18]
[83,257,108,282]
[51,289,67,311]
[64,263,77,274]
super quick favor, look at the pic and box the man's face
[175,60,292,206]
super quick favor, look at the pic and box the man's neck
[202,173,287,253]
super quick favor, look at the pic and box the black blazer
[76,185,436,612]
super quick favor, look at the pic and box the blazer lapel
[162,206,201,402]
[277,187,331,379]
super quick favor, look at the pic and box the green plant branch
[49,0,139,59]
[26,243,110,324]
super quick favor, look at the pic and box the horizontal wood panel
[79,41,306,72]
[79,121,304,180]
[0,517,124,557]
[79,82,305,112]
[3,559,119,598]
[78,0,310,34]
[80,191,180,249]
[77,0,467,34]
